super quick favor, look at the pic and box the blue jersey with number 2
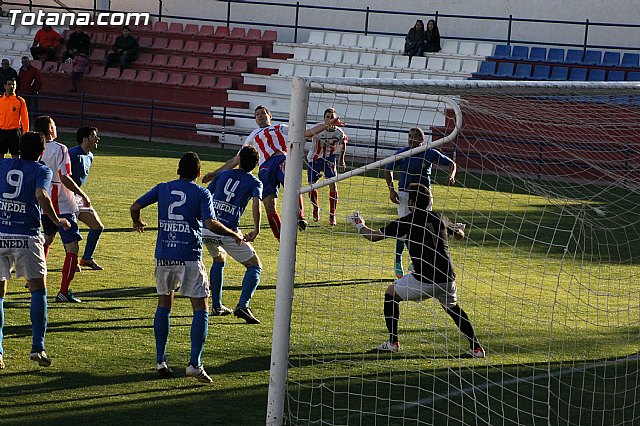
[0,158,52,236]
[136,179,216,261]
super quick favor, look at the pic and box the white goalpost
[267,78,640,425]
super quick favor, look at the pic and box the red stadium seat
[229,61,247,73]
[214,59,231,71]
[153,21,168,33]
[183,40,199,53]
[215,77,232,89]
[180,74,200,87]
[150,54,169,66]
[151,38,169,50]
[100,67,121,80]
[167,23,183,34]
[246,29,261,41]
[215,27,230,38]
[229,44,248,57]
[30,59,43,69]
[198,75,217,88]
[42,61,58,73]
[134,70,152,82]
[167,39,184,52]
[183,24,198,36]
[166,73,184,85]
[150,71,169,84]
[197,42,215,54]
[245,45,262,57]
[138,36,153,48]
[58,62,73,74]
[199,25,214,37]
[136,52,153,65]
[227,27,246,39]
[261,30,277,42]
[214,43,231,55]
[85,66,105,78]
[121,68,137,81]
[167,56,184,68]
[89,48,106,62]
[183,57,200,69]
[199,58,216,71]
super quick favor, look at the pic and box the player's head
[1,59,10,70]
[323,108,337,127]
[239,146,260,172]
[33,115,57,141]
[407,183,432,212]
[19,131,46,161]
[4,77,16,95]
[76,127,100,150]
[408,128,424,148]
[177,151,201,181]
[254,105,272,128]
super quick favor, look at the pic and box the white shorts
[202,229,256,263]
[397,189,433,217]
[0,233,47,281]
[75,194,95,213]
[154,259,210,298]
[393,273,457,307]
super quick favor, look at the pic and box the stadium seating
[564,49,583,64]
[601,51,621,67]
[568,67,588,81]
[528,47,547,62]
[582,50,602,65]
[489,44,511,60]
[472,61,497,78]
[549,66,569,80]
[514,63,532,79]
[547,48,565,63]
[511,46,529,61]
[588,69,606,81]
[495,62,515,78]
[626,71,640,81]
[607,70,625,81]
[621,53,640,68]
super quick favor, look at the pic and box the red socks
[60,252,78,295]
[43,244,50,259]
[329,191,338,217]
[267,212,281,241]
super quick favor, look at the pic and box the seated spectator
[0,58,18,87]
[63,26,91,62]
[17,56,43,113]
[0,0,8,17]
[404,20,425,57]
[30,25,63,61]
[104,26,139,72]
[424,19,441,53]
[70,51,89,93]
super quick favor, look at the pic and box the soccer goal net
[267,78,640,425]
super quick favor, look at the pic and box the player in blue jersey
[384,128,457,278]
[130,152,242,383]
[0,131,71,370]
[203,146,264,324]
[68,127,105,271]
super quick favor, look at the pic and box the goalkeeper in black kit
[348,183,485,357]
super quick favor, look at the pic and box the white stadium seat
[324,32,342,46]
[361,69,378,78]
[326,50,343,63]
[458,42,477,56]
[341,33,358,47]
[358,35,375,49]
[309,49,326,62]
[294,47,311,60]
[375,54,394,67]
[344,68,361,78]
[409,56,427,69]
[327,67,344,77]
[308,31,325,44]
[441,40,459,54]
[390,38,405,51]
[14,26,31,36]
[343,51,360,65]
[13,41,30,54]
[311,66,328,77]
[426,57,445,71]
[475,43,494,57]
[295,64,311,76]
[392,55,409,68]
[278,62,296,76]
[360,52,377,66]
[0,40,13,51]
[0,23,15,35]
[379,71,395,79]
[444,58,462,72]
[461,59,480,73]
[373,36,391,50]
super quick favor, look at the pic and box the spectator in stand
[424,19,442,53]
[70,51,89,93]
[0,59,18,87]
[18,56,43,114]
[63,26,91,62]
[404,20,425,57]
[30,25,63,62]
[104,26,139,73]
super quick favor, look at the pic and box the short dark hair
[4,76,16,84]
[76,127,98,144]
[122,25,131,31]
[178,151,200,180]
[254,105,270,115]
[407,183,432,211]
[33,115,53,138]
[19,131,46,161]
[239,146,259,172]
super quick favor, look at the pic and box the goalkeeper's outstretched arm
[347,212,386,242]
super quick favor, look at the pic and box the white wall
[12,0,640,49]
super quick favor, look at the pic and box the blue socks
[189,310,209,367]
[0,297,4,354]
[395,239,405,264]
[30,288,47,353]
[210,261,225,308]
[82,228,103,261]
[154,306,171,364]
[238,266,262,309]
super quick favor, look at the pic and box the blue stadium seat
[621,53,640,68]
[607,70,625,81]
[472,61,497,78]
[582,50,602,65]
[564,49,583,64]
[627,71,640,81]
[528,47,547,62]
[531,64,551,80]
[514,63,532,79]
[568,67,588,81]
[511,46,529,60]
[489,44,511,60]
[495,62,515,78]
[549,66,569,80]
[601,51,621,67]
[547,48,565,63]
[588,69,606,81]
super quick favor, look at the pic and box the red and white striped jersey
[41,140,78,215]
[243,124,288,165]
[307,127,348,161]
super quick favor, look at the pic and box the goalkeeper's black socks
[443,305,482,350]
[384,293,400,344]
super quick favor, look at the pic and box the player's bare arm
[446,162,457,186]
[384,170,399,204]
[36,188,71,230]
[347,212,386,242]
[304,117,345,138]
[244,197,261,242]
[202,155,240,184]
[205,218,243,244]
[338,140,347,172]
[60,174,91,207]
[129,202,147,232]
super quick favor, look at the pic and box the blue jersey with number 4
[0,158,52,236]
[207,169,262,231]
[136,179,216,261]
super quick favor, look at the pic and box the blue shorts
[307,157,337,184]
[41,213,82,244]
[258,154,286,198]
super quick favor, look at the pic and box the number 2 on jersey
[168,190,186,220]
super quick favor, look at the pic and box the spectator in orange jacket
[0,77,29,158]
[30,25,63,61]
[18,56,43,113]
